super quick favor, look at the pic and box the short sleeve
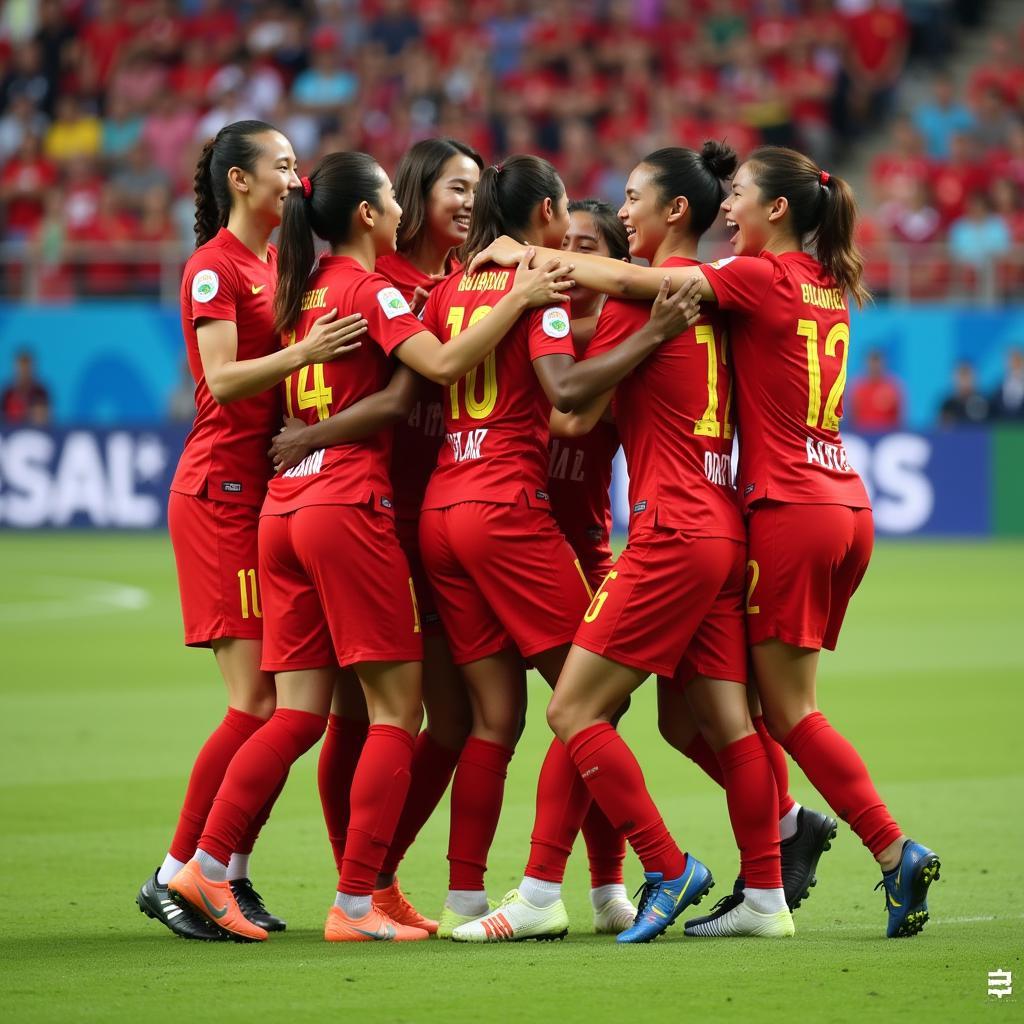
[420,282,443,337]
[184,254,239,324]
[700,255,778,314]
[355,273,428,356]
[527,302,575,361]
[585,297,650,359]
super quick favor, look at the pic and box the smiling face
[562,209,612,305]
[618,162,671,263]
[425,153,480,250]
[239,130,301,227]
[720,161,776,256]
[370,171,404,256]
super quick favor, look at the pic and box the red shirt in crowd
[849,373,903,432]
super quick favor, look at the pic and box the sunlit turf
[1,534,1021,1022]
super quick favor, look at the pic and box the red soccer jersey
[375,250,453,521]
[262,255,425,516]
[701,251,871,511]
[548,421,618,564]
[171,228,280,507]
[586,257,743,540]
[420,262,575,510]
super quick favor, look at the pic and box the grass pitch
[1,533,1022,1023]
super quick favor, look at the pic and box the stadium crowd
[0,0,1009,300]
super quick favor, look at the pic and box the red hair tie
[300,176,312,198]
[494,162,504,174]
[820,170,831,186]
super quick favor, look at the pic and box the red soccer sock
[753,715,796,818]
[718,733,782,889]
[447,736,514,891]
[581,801,626,888]
[782,712,902,857]
[318,715,369,876]
[525,739,593,884]
[682,733,726,788]
[380,730,462,877]
[567,723,686,879]
[338,725,414,895]
[234,772,288,856]
[168,707,265,862]
[199,708,327,866]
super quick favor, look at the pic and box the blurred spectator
[107,52,167,116]
[79,0,134,91]
[142,94,199,190]
[44,94,102,164]
[2,39,52,114]
[989,348,1024,421]
[871,116,929,201]
[33,0,75,108]
[839,0,909,135]
[112,139,169,216]
[101,93,143,161]
[990,179,1024,243]
[949,192,1011,269]
[882,179,941,245]
[913,72,975,159]
[291,33,358,112]
[849,349,904,431]
[0,133,57,240]
[196,85,261,142]
[968,35,1024,109]
[1,349,50,425]
[930,132,987,226]
[939,362,991,425]
[970,87,1017,156]
[0,93,49,163]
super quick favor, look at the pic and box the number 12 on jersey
[799,318,849,433]
[446,305,497,420]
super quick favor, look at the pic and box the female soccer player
[416,155,700,938]
[137,120,366,941]
[472,146,940,940]
[459,143,798,944]
[168,150,575,943]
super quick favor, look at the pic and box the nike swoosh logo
[251,284,266,294]
[199,888,228,919]
[353,923,396,940]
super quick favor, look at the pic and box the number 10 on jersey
[446,305,497,420]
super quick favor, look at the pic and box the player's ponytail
[746,146,870,308]
[464,154,565,264]
[192,119,278,247]
[568,199,630,261]
[641,141,738,238]
[274,151,385,334]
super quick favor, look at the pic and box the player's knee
[243,691,277,720]
[545,695,575,742]
[426,705,468,750]
[761,708,793,747]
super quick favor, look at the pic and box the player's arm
[549,390,614,438]
[533,277,700,413]
[393,249,573,385]
[469,236,716,302]
[269,364,419,473]
[197,310,367,404]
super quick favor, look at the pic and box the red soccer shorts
[574,524,748,684]
[574,544,615,593]
[395,515,443,637]
[418,495,593,665]
[745,501,874,651]
[259,504,423,672]
[168,491,263,647]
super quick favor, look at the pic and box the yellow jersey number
[693,325,734,439]
[446,306,497,420]
[283,329,333,422]
[798,318,849,433]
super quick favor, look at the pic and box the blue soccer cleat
[616,856,714,944]
[876,840,941,939]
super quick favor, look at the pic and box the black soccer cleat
[230,878,287,932]
[781,807,839,911]
[137,870,227,941]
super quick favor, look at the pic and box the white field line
[0,574,150,623]
[800,913,1024,934]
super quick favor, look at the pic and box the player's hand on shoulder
[269,417,312,473]
[468,235,529,274]
[647,276,702,342]
[302,309,367,363]
[511,248,575,308]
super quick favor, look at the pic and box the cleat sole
[137,893,224,942]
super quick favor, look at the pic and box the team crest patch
[708,257,736,270]
[377,287,411,319]
[192,269,220,303]
[542,307,570,338]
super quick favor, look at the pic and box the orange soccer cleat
[324,904,430,942]
[372,878,439,935]
[168,860,268,943]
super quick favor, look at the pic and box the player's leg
[374,631,468,933]
[325,658,429,942]
[751,503,938,938]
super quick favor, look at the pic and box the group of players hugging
[134,117,940,946]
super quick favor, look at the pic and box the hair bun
[700,139,738,180]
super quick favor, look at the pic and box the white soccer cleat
[592,893,638,934]
[450,889,569,943]
[684,893,795,938]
